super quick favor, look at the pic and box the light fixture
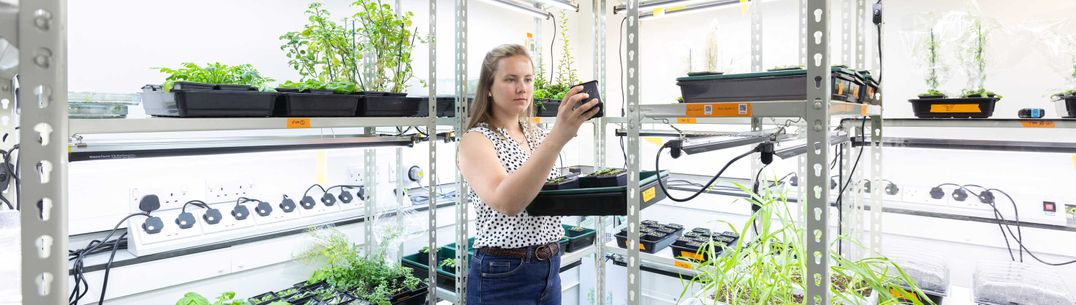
[614,0,742,15]
[639,0,741,19]
[533,0,579,11]
[478,0,551,19]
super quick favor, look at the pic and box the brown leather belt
[478,242,560,261]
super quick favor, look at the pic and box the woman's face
[489,55,534,117]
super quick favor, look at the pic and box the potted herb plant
[416,245,439,266]
[579,168,628,188]
[142,62,278,117]
[351,0,424,116]
[439,258,458,273]
[277,2,364,117]
[917,27,946,99]
[1053,55,1076,118]
[677,186,930,305]
[532,11,579,117]
[543,174,580,190]
[909,16,1000,118]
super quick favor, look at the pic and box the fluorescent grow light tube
[614,0,741,15]
[533,0,579,11]
[480,0,551,19]
[639,0,741,19]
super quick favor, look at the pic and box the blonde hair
[466,44,536,131]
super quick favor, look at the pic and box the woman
[458,44,599,304]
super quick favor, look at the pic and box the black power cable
[654,143,756,203]
[968,188,1076,266]
[69,212,150,305]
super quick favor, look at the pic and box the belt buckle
[535,243,553,261]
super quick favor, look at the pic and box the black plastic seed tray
[410,96,458,117]
[578,169,628,188]
[275,90,361,117]
[360,92,419,116]
[387,282,430,305]
[563,224,597,252]
[676,66,862,103]
[1054,94,1076,118]
[857,70,880,104]
[247,291,279,305]
[401,247,469,290]
[544,175,581,190]
[909,97,1000,118]
[141,84,278,117]
[670,229,739,262]
[535,99,560,117]
[526,170,669,216]
[615,221,683,254]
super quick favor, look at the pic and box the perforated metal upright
[804,0,833,304]
[364,128,378,254]
[18,0,69,303]
[590,0,608,303]
[453,0,471,301]
[623,0,641,302]
[425,0,439,302]
[868,1,884,256]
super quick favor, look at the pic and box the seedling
[439,258,458,272]
[590,168,626,177]
[960,16,999,99]
[546,176,572,185]
[919,27,946,98]
[158,62,274,92]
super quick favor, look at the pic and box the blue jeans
[465,247,561,305]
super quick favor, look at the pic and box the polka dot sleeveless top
[468,122,564,249]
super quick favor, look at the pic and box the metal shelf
[639,101,881,121]
[845,118,1076,129]
[68,135,417,161]
[68,117,454,136]
[605,241,699,278]
[853,137,1076,154]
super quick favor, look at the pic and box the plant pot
[614,220,683,254]
[909,97,1000,118]
[534,99,560,117]
[140,84,278,117]
[359,92,419,117]
[388,282,430,305]
[543,175,580,190]
[415,251,432,266]
[575,80,604,119]
[578,169,628,188]
[247,291,279,305]
[440,263,457,274]
[1054,94,1076,118]
[275,91,361,117]
[671,229,737,262]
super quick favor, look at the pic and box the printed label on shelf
[679,250,703,261]
[928,104,980,113]
[685,103,752,117]
[642,187,656,202]
[837,83,845,95]
[640,243,646,251]
[287,118,312,128]
[676,117,697,124]
[674,260,694,270]
[532,117,542,124]
[1020,120,1056,128]
[860,105,868,116]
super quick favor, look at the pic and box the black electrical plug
[321,193,337,206]
[231,205,250,220]
[929,187,945,199]
[300,196,317,210]
[789,174,798,187]
[202,208,222,225]
[279,195,296,213]
[255,201,273,216]
[666,140,683,159]
[139,194,162,213]
[863,180,872,193]
[830,177,838,190]
[885,183,899,196]
[872,2,883,25]
[175,212,196,229]
[978,191,995,204]
[356,187,366,201]
[951,188,968,201]
[142,217,164,234]
[757,142,775,165]
[338,191,354,204]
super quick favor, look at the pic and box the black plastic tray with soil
[402,247,470,290]
[675,66,863,103]
[543,175,580,190]
[409,96,459,117]
[526,170,669,216]
[857,70,880,104]
[274,89,362,117]
[562,224,596,252]
[670,229,739,262]
[614,221,683,254]
[909,96,1000,118]
[534,99,560,117]
[1054,94,1076,118]
[140,84,278,117]
[578,168,628,188]
[386,282,430,305]
[360,92,419,116]
[246,291,279,305]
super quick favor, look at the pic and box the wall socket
[206,180,255,203]
[346,167,364,185]
[130,186,191,212]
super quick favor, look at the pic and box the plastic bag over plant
[1027,19,1076,97]
[900,12,953,97]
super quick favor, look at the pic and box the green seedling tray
[562,225,596,252]
[526,170,670,216]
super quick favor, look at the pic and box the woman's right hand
[549,86,601,144]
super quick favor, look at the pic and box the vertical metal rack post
[590,0,608,302]
[453,0,470,301]
[18,0,69,303]
[426,0,439,303]
[623,0,642,303]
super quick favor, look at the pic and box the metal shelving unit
[612,0,884,304]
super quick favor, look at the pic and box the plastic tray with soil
[1053,93,1076,118]
[578,168,628,188]
[669,229,739,262]
[909,94,1000,118]
[562,224,597,252]
[526,170,669,216]
[614,222,683,254]
[140,83,278,117]
[409,96,464,117]
[360,92,420,116]
[274,88,362,117]
[857,70,880,104]
[246,291,279,305]
[543,174,580,190]
[675,66,863,103]
[402,247,471,290]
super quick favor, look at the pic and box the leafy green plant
[959,16,997,99]
[547,175,573,185]
[419,245,438,254]
[590,168,626,177]
[569,225,586,232]
[300,229,423,305]
[919,28,945,98]
[678,184,931,305]
[278,79,361,94]
[556,12,579,87]
[175,291,251,305]
[158,63,274,92]
[280,2,359,85]
[248,292,277,304]
[352,0,422,93]
[277,287,298,298]
[768,65,805,71]
[440,258,458,270]
[533,11,579,110]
